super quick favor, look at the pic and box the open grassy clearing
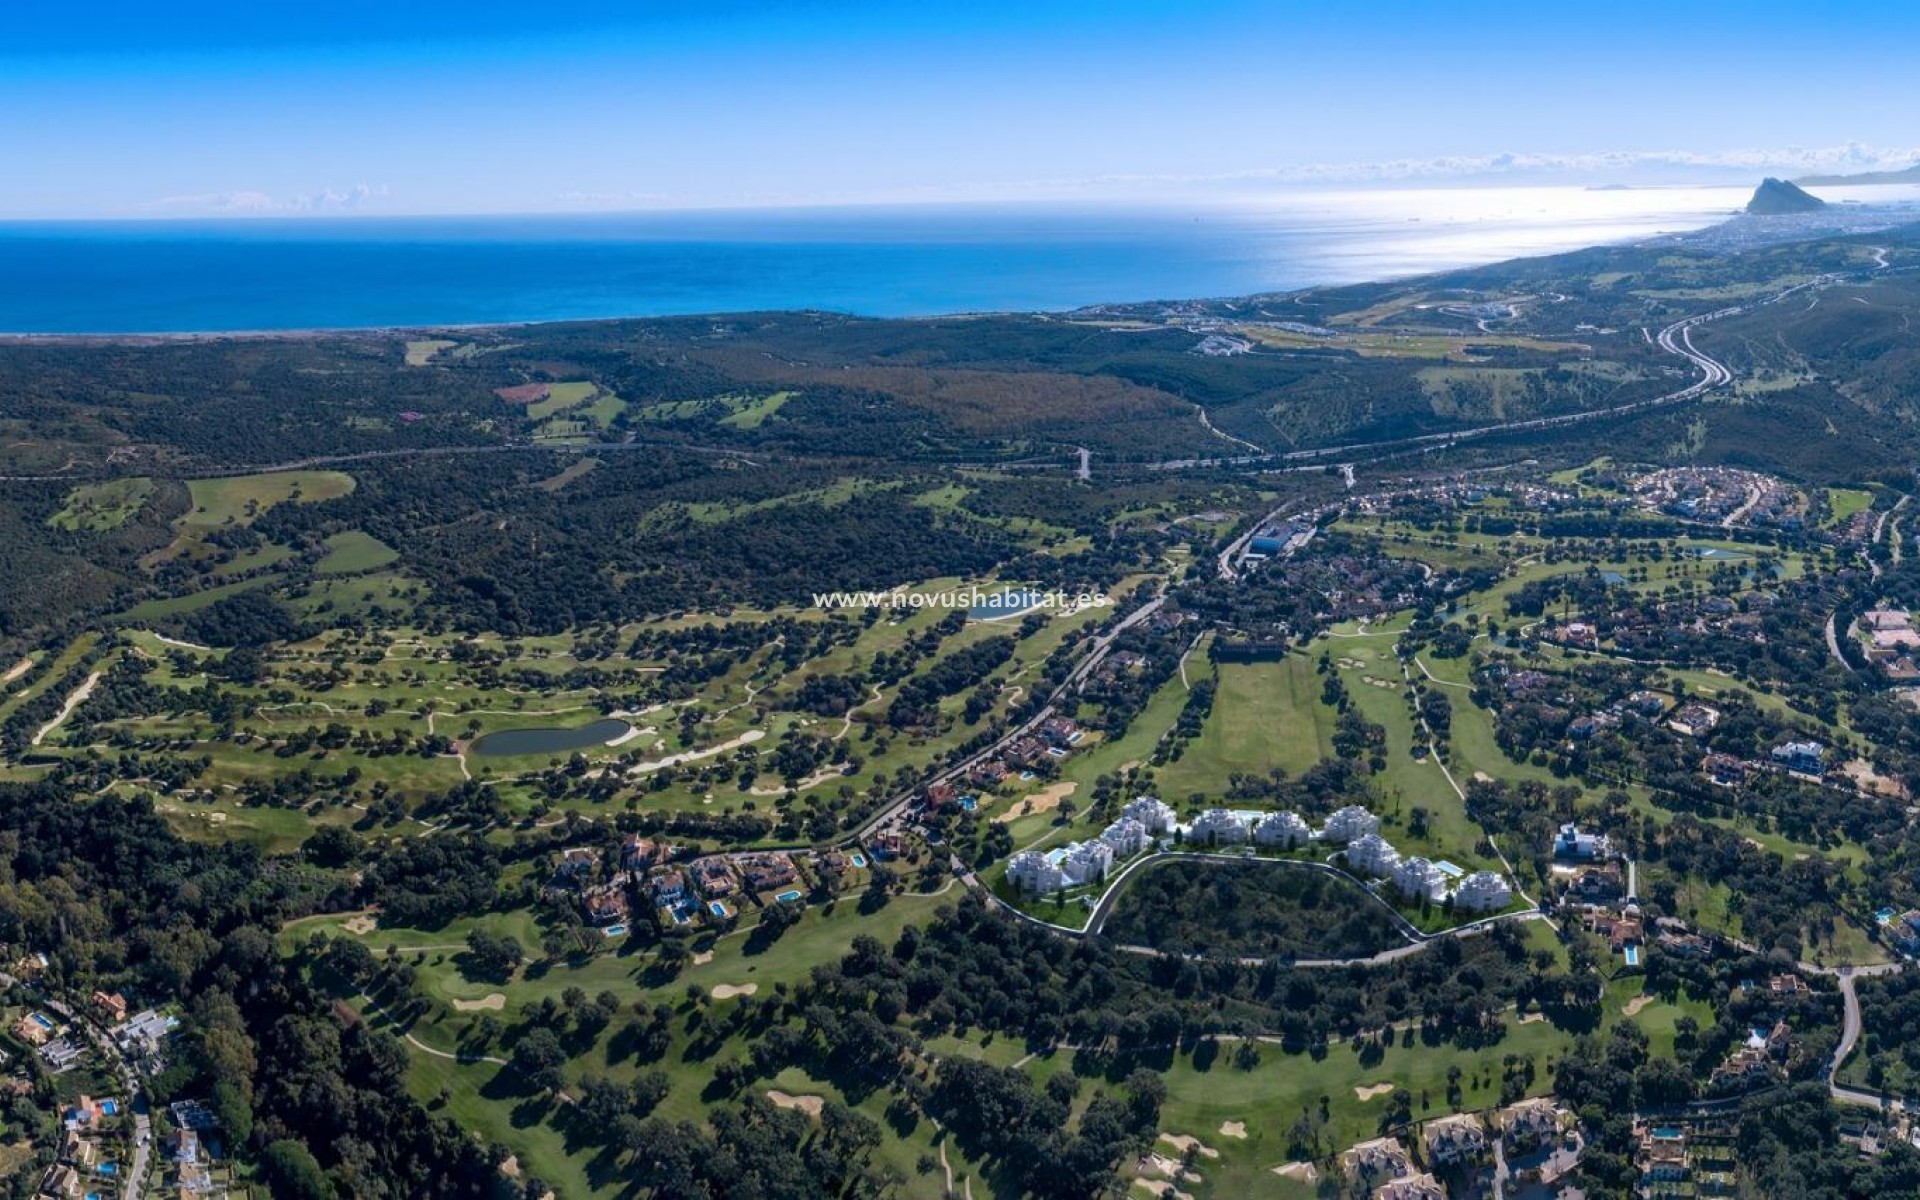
[316,529,400,574]
[1155,654,1335,800]
[1823,486,1875,527]
[48,477,154,531]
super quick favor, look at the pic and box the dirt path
[32,671,100,746]
[3,656,32,684]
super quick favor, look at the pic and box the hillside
[1748,177,1828,215]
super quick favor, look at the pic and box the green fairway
[1824,487,1874,527]
[48,477,154,531]
[1156,655,1335,799]
[316,530,400,574]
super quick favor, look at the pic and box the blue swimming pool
[1623,945,1641,966]
[775,889,802,903]
[959,796,977,811]
[29,1013,52,1030]
[708,900,728,917]
[100,1100,119,1116]
[849,853,867,868]
[601,923,627,938]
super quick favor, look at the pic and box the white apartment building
[1122,796,1178,834]
[1452,871,1513,913]
[1345,832,1402,877]
[1321,804,1380,844]
[1100,816,1148,858]
[1189,808,1250,846]
[1392,856,1448,904]
[1254,809,1311,849]
[1061,840,1115,885]
[1007,851,1065,895]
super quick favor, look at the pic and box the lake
[7,185,1917,333]
[468,717,632,757]
[968,588,1052,621]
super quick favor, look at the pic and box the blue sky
[7,0,1920,217]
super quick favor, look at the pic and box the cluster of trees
[0,778,502,1197]
[1101,859,1406,960]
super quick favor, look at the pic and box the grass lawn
[526,381,600,420]
[1110,1015,1576,1197]
[1156,655,1335,800]
[1825,487,1875,528]
[184,470,355,530]
[49,477,154,531]
[404,338,457,366]
[718,390,794,429]
[316,530,400,574]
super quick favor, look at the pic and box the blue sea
[3,184,1917,333]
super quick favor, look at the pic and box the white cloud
[150,183,390,215]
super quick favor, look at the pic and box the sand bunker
[1622,994,1652,1017]
[1158,1134,1219,1159]
[1218,1121,1247,1139]
[341,915,377,935]
[692,950,715,965]
[1519,1011,1546,1024]
[452,993,506,1012]
[766,1090,823,1116]
[1132,1182,1192,1200]
[1354,1083,1396,1102]
[711,983,759,1000]
[2,657,30,684]
[1272,1162,1319,1184]
[1015,781,1077,817]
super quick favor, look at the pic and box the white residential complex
[1254,809,1311,849]
[1392,856,1448,904]
[1122,796,1178,834]
[1061,840,1114,885]
[1007,851,1065,895]
[1320,804,1380,844]
[1009,796,1513,915]
[1453,871,1513,912]
[1099,817,1148,859]
[1190,807,1251,845]
[1345,832,1402,877]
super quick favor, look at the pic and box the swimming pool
[849,853,867,868]
[708,900,728,917]
[98,1163,118,1176]
[601,923,627,938]
[1623,945,1641,966]
[958,796,977,811]
[775,889,802,903]
[29,1013,52,1030]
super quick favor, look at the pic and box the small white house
[1254,810,1311,849]
[1122,796,1178,834]
[1552,823,1611,861]
[1061,840,1114,885]
[1008,851,1065,895]
[1321,804,1380,845]
[1190,808,1250,846]
[1392,856,1448,904]
[1452,871,1513,913]
[1346,832,1402,878]
[1100,817,1148,858]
